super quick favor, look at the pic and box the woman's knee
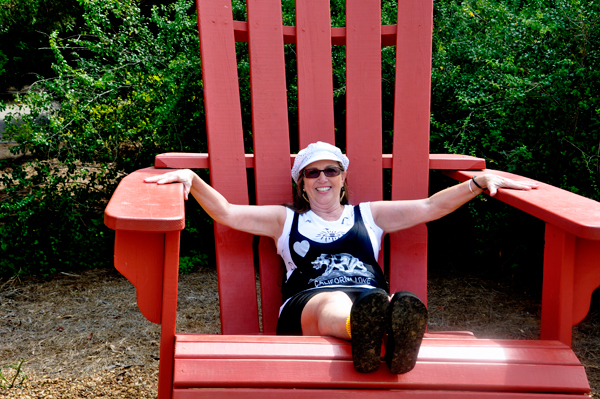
[301,291,352,336]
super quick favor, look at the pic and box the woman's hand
[476,174,540,197]
[144,169,196,200]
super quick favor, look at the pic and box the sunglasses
[302,166,343,179]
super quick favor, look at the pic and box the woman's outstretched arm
[370,175,539,234]
[144,169,287,241]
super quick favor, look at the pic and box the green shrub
[0,0,83,91]
[429,0,600,283]
[0,50,7,78]
[431,0,600,199]
[0,0,208,276]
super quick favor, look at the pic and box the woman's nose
[316,171,328,181]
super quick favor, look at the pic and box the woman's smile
[301,159,346,220]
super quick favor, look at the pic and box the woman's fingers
[485,175,539,197]
[144,173,176,184]
[143,171,192,200]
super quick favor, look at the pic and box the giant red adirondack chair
[104,0,600,397]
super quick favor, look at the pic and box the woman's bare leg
[300,291,352,339]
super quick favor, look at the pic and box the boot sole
[351,289,389,373]
[385,291,428,374]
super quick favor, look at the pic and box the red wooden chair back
[195,0,432,335]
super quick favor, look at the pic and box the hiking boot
[350,288,389,373]
[385,291,428,374]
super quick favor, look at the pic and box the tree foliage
[0,0,83,91]
[427,0,600,282]
[1,0,206,275]
[431,0,600,198]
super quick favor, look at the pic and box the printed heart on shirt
[293,240,310,257]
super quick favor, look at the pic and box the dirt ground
[1,265,598,398]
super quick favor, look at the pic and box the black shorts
[276,286,381,336]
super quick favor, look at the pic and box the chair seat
[172,334,590,397]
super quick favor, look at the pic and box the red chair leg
[158,231,181,399]
[541,223,575,346]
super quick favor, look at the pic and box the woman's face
[302,159,347,208]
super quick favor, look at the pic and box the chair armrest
[104,167,185,232]
[444,169,600,240]
[104,167,185,325]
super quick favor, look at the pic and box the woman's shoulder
[357,202,372,215]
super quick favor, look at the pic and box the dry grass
[0,267,220,398]
[428,272,541,340]
[1,266,598,398]
[1,269,162,378]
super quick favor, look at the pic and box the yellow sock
[346,315,352,339]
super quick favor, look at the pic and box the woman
[144,141,539,374]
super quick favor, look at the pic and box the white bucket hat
[291,141,350,183]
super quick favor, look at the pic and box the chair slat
[197,0,258,334]
[154,153,487,170]
[247,0,291,205]
[295,0,335,147]
[247,0,293,334]
[173,358,589,393]
[388,0,435,304]
[232,21,401,47]
[175,338,581,366]
[174,389,589,399]
[175,334,569,348]
[391,0,434,197]
[345,0,383,205]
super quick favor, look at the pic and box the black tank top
[281,205,388,302]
